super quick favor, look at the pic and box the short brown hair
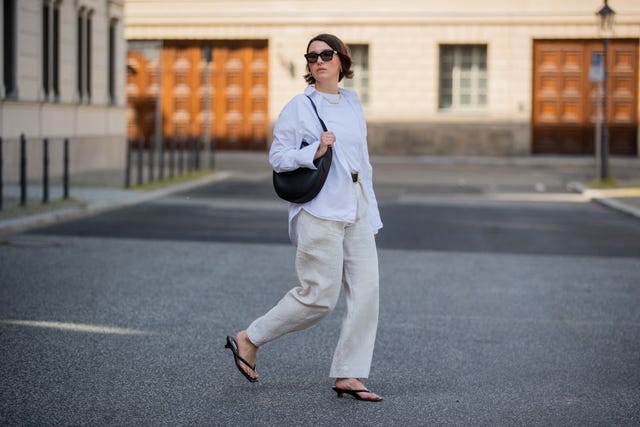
[303,34,354,85]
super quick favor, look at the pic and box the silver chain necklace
[321,93,342,105]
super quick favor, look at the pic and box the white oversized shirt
[270,85,383,245]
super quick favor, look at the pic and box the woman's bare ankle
[236,330,258,350]
[334,378,361,388]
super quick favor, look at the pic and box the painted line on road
[398,192,589,205]
[150,196,288,211]
[0,320,153,335]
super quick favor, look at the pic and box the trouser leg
[329,184,380,378]
[246,210,345,347]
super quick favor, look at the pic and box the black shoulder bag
[272,95,333,204]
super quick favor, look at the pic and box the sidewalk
[371,154,640,218]
[1,152,638,235]
[567,182,640,219]
[0,170,232,235]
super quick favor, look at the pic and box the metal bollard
[43,138,49,204]
[210,135,216,169]
[63,138,69,199]
[137,136,143,186]
[189,136,195,173]
[125,138,131,188]
[20,133,27,206]
[195,136,201,171]
[148,135,155,183]
[187,137,193,173]
[0,136,3,211]
[178,136,184,176]
[169,136,175,179]
[159,135,165,181]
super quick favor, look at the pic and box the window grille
[439,45,487,110]
[343,44,369,105]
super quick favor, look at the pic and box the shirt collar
[305,85,345,97]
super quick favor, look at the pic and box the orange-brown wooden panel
[532,39,638,155]
[127,40,269,151]
[126,51,156,146]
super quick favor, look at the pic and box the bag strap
[305,95,328,132]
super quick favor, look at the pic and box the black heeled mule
[332,387,383,402]
[225,335,258,383]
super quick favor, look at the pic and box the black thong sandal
[332,387,383,402]
[225,335,258,383]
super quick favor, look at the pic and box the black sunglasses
[304,49,338,64]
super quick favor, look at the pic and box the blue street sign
[590,53,604,82]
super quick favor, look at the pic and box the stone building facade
[124,0,640,157]
[1,0,126,180]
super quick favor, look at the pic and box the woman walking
[226,33,383,402]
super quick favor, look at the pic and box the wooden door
[532,40,638,155]
[161,44,201,138]
[605,41,638,155]
[126,40,269,150]
[162,40,269,150]
[126,50,159,145]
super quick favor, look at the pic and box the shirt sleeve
[361,145,383,233]
[350,91,383,233]
[269,96,320,173]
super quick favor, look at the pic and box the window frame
[42,1,50,98]
[41,0,60,102]
[77,8,84,102]
[86,10,92,102]
[438,44,488,111]
[3,0,18,99]
[342,43,369,106]
[108,18,117,105]
[52,2,60,100]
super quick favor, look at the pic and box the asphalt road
[1,159,639,426]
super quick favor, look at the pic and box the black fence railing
[0,133,70,212]
[0,133,215,212]
[0,136,3,212]
[0,136,3,211]
[125,135,215,188]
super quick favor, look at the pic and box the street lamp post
[596,0,615,181]
[202,46,212,170]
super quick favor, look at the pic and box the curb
[567,182,640,220]
[0,171,233,236]
[371,155,640,168]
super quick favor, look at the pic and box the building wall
[1,0,127,181]
[124,0,640,156]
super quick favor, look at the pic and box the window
[108,19,117,105]
[343,44,369,105]
[3,0,17,99]
[53,3,59,98]
[42,2,50,98]
[77,10,84,101]
[439,45,487,110]
[86,11,92,101]
[41,1,59,100]
[76,7,93,103]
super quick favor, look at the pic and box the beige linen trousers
[246,182,379,378]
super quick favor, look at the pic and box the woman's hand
[314,132,336,160]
